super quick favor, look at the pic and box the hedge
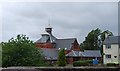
[73,60,92,66]
[106,63,119,66]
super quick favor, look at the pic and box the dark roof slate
[82,50,101,57]
[66,50,82,57]
[35,34,57,43]
[41,48,58,60]
[66,50,101,57]
[56,38,76,50]
[103,36,120,44]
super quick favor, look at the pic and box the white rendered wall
[103,44,119,64]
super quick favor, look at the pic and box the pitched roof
[66,50,83,57]
[66,50,101,57]
[35,34,57,43]
[41,31,49,35]
[41,48,101,60]
[82,50,101,57]
[103,36,120,44]
[41,48,58,60]
[56,38,76,50]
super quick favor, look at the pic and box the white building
[103,36,120,64]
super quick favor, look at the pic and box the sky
[0,0,119,44]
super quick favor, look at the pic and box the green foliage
[80,28,113,51]
[2,34,48,67]
[80,28,101,50]
[57,49,66,66]
[101,30,113,41]
[73,60,92,66]
[106,63,119,66]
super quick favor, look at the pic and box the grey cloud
[2,2,118,43]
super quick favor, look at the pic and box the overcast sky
[1,2,118,43]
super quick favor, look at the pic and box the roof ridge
[57,38,76,40]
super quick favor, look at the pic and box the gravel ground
[1,67,120,71]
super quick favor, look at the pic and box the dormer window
[106,44,111,49]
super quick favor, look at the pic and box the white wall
[103,44,119,64]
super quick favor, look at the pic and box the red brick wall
[36,43,53,48]
[71,39,80,51]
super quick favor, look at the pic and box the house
[103,36,120,64]
[35,24,80,63]
[35,24,102,64]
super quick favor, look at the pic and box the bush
[57,49,66,66]
[73,60,92,66]
[106,63,119,66]
[2,34,49,67]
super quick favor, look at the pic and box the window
[106,55,111,58]
[106,44,111,49]
[114,56,117,58]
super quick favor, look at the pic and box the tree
[80,28,113,51]
[80,28,101,50]
[57,49,66,66]
[100,30,113,42]
[2,34,48,67]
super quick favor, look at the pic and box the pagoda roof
[45,24,52,28]
[41,31,50,35]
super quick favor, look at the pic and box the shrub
[73,60,92,66]
[2,34,49,67]
[57,49,66,66]
[106,63,119,66]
